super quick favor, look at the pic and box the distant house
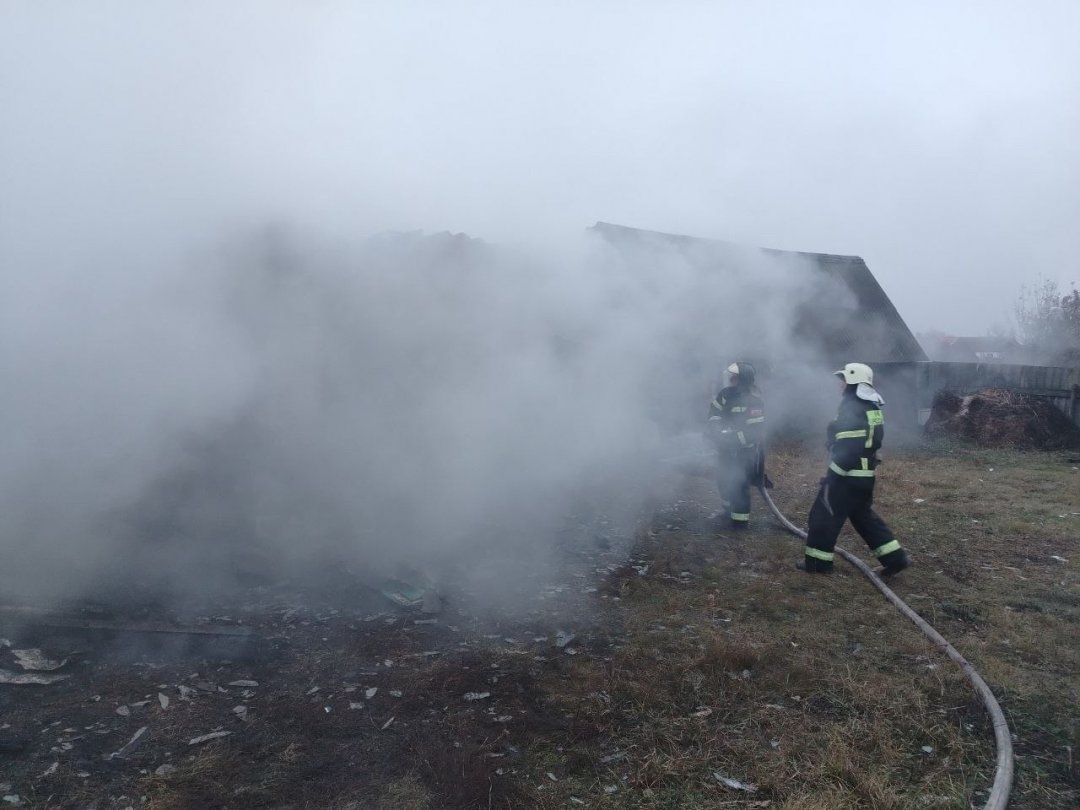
[919,334,1029,364]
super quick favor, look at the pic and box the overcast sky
[2,1,1078,333]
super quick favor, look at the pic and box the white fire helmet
[834,362,874,386]
[726,362,756,386]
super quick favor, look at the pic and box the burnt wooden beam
[0,605,253,638]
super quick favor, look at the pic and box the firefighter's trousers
[805,474,905,569]
[717,448,756,524]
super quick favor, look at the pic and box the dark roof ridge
[590,221,861,264]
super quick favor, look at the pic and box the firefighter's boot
[876,548,910,577]
[796,556,834,574]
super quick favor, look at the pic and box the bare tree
[1015,276,1080,365]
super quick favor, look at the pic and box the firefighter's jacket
[708,385,765,451]
[826,387,884,480]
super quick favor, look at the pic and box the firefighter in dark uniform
[799,363,911,575]
[708,362,766,530]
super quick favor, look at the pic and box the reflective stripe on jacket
[708,385,765,448]
[826,391,883,477]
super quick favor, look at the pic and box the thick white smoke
[0,223,843,606]
[6,1,1072,609]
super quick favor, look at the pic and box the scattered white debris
[188,731,231,746]
[0,669,69,685]
[0,639,10,648]
[380,716,395,730]
[691,707,713,718]
[604,785,617,794]
[115,705,131,717]
[12,649,68,671]
[1051,555,1068,563]
[177,685,195,701]
[463,692,491,702]
[383,659,394,667]
[921,745,934,754]
[546,772,558,782]
[228,680,259,688]
[714,772,758,792]
[232,706,248,721]
[306,686,320,695]
[554,631,576,648]
[349,702,364,710]
[570,798,586,806]
[154,764,177,777]
[913,498,926,504]
[366,687,378,699]
[494,715,512,723]
[2,795,23,806]
[158,693,169,710]
[108,726,149,760]
[42,762,59,777]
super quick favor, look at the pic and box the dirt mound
[925,388,1080,450]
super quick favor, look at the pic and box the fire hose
[756,482,1014,810]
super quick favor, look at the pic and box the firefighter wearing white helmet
[799,363,910,576]
[836,362,874,386]
[707,361,766,530]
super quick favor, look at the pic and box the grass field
[508,441,1078,809]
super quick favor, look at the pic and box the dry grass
[514,440,1078,808]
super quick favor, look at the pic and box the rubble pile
[925,388,1080,450]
